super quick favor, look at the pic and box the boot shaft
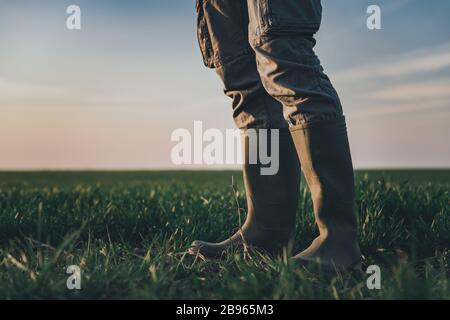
[241,128,301,232]
[289,117,358,240]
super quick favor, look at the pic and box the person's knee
[216,54,287,130]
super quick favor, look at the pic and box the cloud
[336,42,450,119]
[346,77,450,118]
[0,77,68,102]
[369,79,450,102]
[0,77,154,108]
[335,43,450,82]
[349,98,449,118]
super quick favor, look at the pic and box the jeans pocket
[196,0,215,68]
[257,0,322,35]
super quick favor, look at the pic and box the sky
[0,0,449,170]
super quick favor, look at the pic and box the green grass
[0,170,448,299]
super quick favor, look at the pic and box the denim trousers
[196,0,343,129]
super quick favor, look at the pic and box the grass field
[0,170,448,299]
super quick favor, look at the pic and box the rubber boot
[189,128,300,258]
[289,117,361,271]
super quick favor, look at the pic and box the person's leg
[196,0,285,129]
[247,0,361,270]
[190,0,300,257]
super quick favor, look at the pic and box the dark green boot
[189,128,300,258]
[289,117,361,271]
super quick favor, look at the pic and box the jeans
[196,0,343,129]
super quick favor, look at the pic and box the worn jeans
[196,0,343,129]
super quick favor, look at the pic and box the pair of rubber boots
[189,117,361,272]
